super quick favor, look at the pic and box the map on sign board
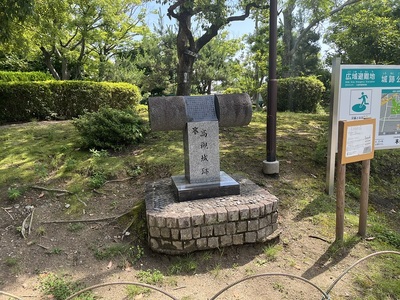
[339,66,400,150]
[380,90,400,136]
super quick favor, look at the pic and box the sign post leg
[358,159,371,237]
[336,121,346,241]
[336,162,346,242]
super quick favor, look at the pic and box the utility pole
[262,0,279,175]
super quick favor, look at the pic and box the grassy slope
[0,109,399,299]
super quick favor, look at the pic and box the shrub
[223,87,243,94]
[73,107,149,150]
[262,76,325,113]
[0,81,141,123]
[0,71,53,82]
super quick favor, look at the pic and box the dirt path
[0,180,376,300]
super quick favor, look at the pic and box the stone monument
[148,94,252,201]
[146,94,279,254]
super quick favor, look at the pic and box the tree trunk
[176,51,195,96]
[40,46,60,80]
[176,24,197,96]
[282,2,295,78]
[206,80,212,94]
[176,13,196,96]
[61,57,70,80]
[72,37,86,80]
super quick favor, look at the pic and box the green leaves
[326,0,400,64]
[72,107,149,150]
[0,0,34,41]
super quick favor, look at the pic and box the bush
[0,71,53,82]
[261,76,325,113]
[0,81,141,123]
[73,107,149,150]
[223,87,243,94]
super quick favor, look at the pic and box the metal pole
[263,0,279,174]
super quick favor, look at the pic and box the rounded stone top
[148,93,253,131]
[148,96,187,131]
[215,93,252,127]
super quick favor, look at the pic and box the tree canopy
[1,0,399,99]
[163,0,269,95]
[325,0,400,64]
[0,0,33,41]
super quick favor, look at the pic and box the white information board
[339,119,375,164]
[346,124,373,157]
[338,65,400,150]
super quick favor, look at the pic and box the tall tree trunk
[282,1,295,78]
[72,37,86,80]
[176,14,196,96]
[40,46,60,80]
[61,57,70,80]
[98,53,106,81]
[53,47,71,80]
[176,50,195,96]
[206,80,212,94]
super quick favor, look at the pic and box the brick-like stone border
[145,176,279,254]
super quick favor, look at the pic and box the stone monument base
[145,175,279,255]
[171,171,240,202]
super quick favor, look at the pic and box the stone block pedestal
[171,171,240,202]
[145,175,279,254]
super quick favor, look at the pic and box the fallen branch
[21,213,32,239]
[1,207,14,220]
[93,189,107,195]
[38,244,50,250]
[76,196,87,207]
[104,177,134,184]
[0,290,24,300]
[31,185,73,195]
[28,208,35,235]
[309,235,331,244]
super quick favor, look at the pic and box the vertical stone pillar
[184,121,220,183]
[148,93,253,202]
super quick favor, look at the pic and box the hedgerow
[0,71,53,82]
[0,81,141,123]
[262,76,325,113]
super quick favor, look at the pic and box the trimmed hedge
[0,81,141,123]
[0,71,53,82]
[261,76,325,113]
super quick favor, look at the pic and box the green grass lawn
[0,109,399,299]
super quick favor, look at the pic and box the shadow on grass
[292,193,335,222]
[301,235,362,280]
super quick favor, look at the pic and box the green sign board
[341,68,400,88]
[339,65,400,150]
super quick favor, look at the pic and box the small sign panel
[184,95,218,122]
[339,119,376,164]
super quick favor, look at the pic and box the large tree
[280,0,361,77]
[165,0,269,95]
[104,16,179,96]
[192,32,243,94]
[245,9,271,103]
[0,0,33,41]
[4,0,146,80]
[325,0,400,64]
